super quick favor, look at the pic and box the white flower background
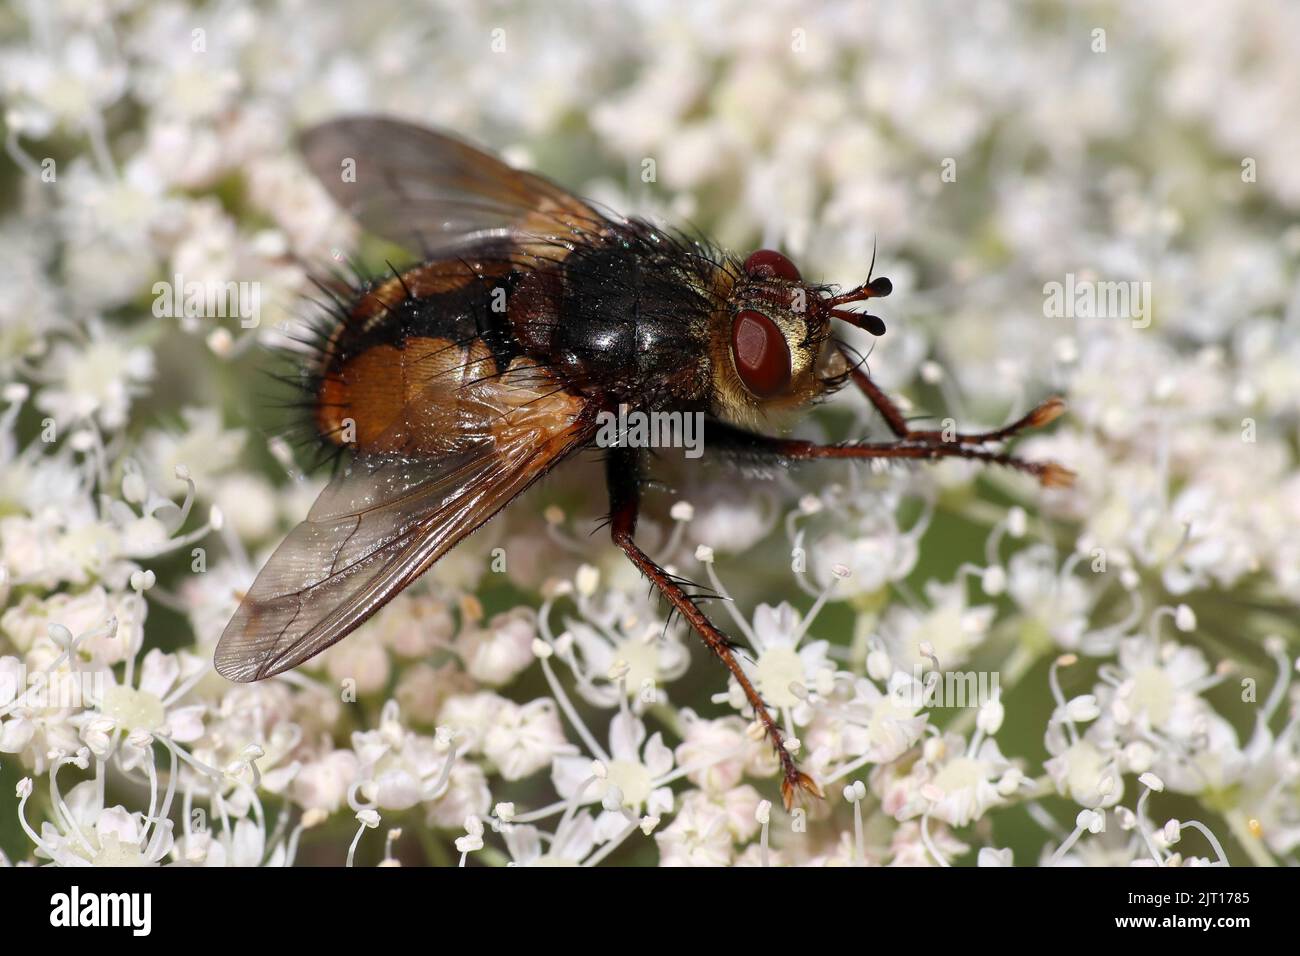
[2,0,1299,866]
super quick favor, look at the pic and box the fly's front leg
[707,417,1076,487]
[604,447,822,811]
[842,356,1067,447]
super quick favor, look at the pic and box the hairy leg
[605,447,821,810]
[842,356,1068,450]
[706,414,1075,486]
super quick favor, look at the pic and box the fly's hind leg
[605,447,822,811]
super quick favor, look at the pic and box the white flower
[880,580,995,671]
[888,819,970,867]
[2,32,126,134]
[351,703,457,810]
[501,814,598,867]
[34,326,154,430]
[1103,637,1215,735]
[173,815,288,867]
[0,655,83,773]
[673,711,764,794]
[1045,737,1123,809]
[882,733,1011,828]
[1006,545,1095,652]
[923,738,1012,827]
[811,518,919,598]
[654,790,737,867]
[459,608,537,686]
[324,593,458,695]
[438,691,510,754]
[374,594,455,660]
[395,661,473,726]
[189,683,303,801]
[804,675,928,778]
[29,779,172,866]
[686,479,780,553]
[139,408,245,489]
[80,647,207,767]
[212,473,278,542]
[425,762,492,830]
[978,846,1014,866]
[322,626,392,696]
[2,586,138,663]
[550,584,691,709]
[481,698,575,781]
[552,710,675,832]
[292,749,360,814]
[745,602,834,712]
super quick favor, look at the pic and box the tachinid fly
[216,116,1073,810]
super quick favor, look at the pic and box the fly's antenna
[822,273,893,336]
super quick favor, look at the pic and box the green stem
[416,820,453,867]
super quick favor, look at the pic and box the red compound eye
[731,309,792,398]
[743,248,801,282]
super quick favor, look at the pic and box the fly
[216,116,1073,810]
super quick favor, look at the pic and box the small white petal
[1065,695,1100,723]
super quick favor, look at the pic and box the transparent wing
[300,115,613,257]
[215,364,593,682]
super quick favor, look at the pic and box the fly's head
[709,248,892,428]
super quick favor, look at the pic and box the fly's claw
[780,769,825,812]
[1039,461,1077,488]
[1026,395,1067,429]
[1023,396,1074,489]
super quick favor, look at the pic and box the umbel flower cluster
[2,0,1298,866]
